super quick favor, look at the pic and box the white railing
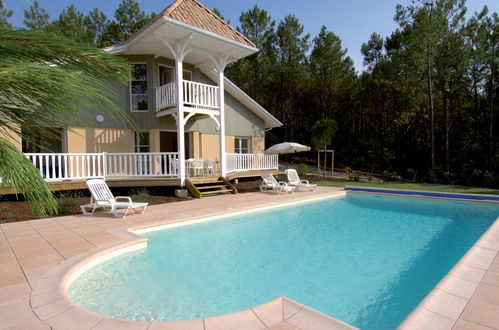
[155,81,219,111]
[226,153,279,173]
[155,81,176,111]
[183,81,219,109]
[25,152,179,182]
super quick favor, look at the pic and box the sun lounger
[260,174,295,194]
[285,169,316,191]
[80,179,148,218]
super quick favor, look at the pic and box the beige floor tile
[282,297,303,320]
[252,297,284,327]
[399,307,456,330]
[450,263,487,284]
[266,322,299,330]
[0,301,37,329]
[452,319,494,330]
[147,319,204,330]
[44,306,104,330]
[0,283,31,306]
[33,298,73,321]
[481,271,499,287]
[438,274,479,299]
[461,300,499,329]
[471,283,499,306]
[204,308,266,330]
[92,317,150,329]
[286,306,357,330]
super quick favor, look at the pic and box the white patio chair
[80,179,148,218]
[260,174,295,194]
[204,158,217,176]
[285,169,317,191]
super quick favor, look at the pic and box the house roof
[119,0,255,49]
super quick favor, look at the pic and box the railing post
[102,152,107,180]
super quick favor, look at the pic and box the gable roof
[119,0,255,49]
[163,0,255,48]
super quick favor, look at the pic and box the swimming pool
[68,193,499,329]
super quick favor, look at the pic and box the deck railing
[226,153,279,173]
[25,152,179,182]
[155,81,176,110]
[155,80,219,112]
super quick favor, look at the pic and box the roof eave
[163,17,259,54]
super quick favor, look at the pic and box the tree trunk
[427,53,435,175]
[443,84,450,173]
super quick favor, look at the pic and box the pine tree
[0,0,13,29]
[23,0,49,30]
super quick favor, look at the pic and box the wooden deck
[0,170,278,195]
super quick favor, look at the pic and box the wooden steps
[185,177,237,198]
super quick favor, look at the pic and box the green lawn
[316,181,499,195]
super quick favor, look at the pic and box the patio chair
[285,169,317,191]
[260,174,295,194]
[80,179,148,218]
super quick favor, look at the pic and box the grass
[316,181,499,195]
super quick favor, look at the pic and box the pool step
[185,177,237,198]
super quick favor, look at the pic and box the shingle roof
[120,0,255,49]
[162,0,255,48]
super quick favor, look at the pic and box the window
[134,132,150,152]
[235,137,250,154]
[130,63,148,111]
[158,65,192,86]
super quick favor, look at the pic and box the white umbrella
[264,142,311,155]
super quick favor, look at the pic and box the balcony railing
[25,152,179,182]
[155,80,219,112]
[226,153,279,174]
[156,81,176,110]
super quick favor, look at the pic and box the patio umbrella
[264,142,311,155]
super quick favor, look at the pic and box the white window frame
[134,131,150,153]
[130,62,149,112]
[158,63,193,86]
[235,137,251,154]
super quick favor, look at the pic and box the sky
[6,0,499,72]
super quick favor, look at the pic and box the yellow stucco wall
[199,133,235,159]
[0,126,21,150]
[251,136,265,154]
[67,127,134,153]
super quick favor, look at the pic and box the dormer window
[131,63,148,112]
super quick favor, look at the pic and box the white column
[175,58,186,185]
[217,68,226,177]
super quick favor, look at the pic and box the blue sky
[6,0,498,72]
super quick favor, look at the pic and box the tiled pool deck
[0,186,498,329]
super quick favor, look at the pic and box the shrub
[406,168,417,182]
[483,171,495,187]
[468,169,482,186]
[131,189,152,203]
[349,170,360,182]
[382,170,392,182]
[294,163,310,176]
[57,191,85,214]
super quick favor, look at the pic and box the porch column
[217,68,226,177]
[175,58,186,185]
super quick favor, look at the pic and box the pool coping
[26,189,359,330]
[344,185,499,202]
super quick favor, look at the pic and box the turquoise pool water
[68,193,499,329]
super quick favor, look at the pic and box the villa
[1,0,282,196]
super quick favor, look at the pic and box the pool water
[68,193,499,329]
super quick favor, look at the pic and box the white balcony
[155,80,219,113]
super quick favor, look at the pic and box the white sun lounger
[80,179,148,218]
[260,174,295,194]
[285,169,317,191]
